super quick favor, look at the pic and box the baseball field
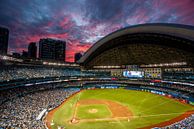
[45,89,194,129]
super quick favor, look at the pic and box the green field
[47,89,193,129]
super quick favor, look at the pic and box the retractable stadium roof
[78,23,194,68]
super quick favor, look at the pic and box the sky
[0,0,194,62]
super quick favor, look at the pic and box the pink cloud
[66,40,92,62]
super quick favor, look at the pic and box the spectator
[0,85,79,129]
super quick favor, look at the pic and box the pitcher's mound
[88,109,98,113]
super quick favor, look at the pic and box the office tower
[39,38,66,61]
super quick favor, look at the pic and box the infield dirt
[77,99,133,118]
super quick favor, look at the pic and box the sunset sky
[0,0,194,62]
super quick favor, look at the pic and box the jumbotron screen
[123,71,144,78]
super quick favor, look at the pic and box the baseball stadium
[0,23,194,129]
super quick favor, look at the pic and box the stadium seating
[0,84,79,129]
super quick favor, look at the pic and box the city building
[39,38,66,62]
[74,52,82,62]
[12,52,21,58]
[28,42,37,59]
[22,50,28,58]
[0,27,9,55]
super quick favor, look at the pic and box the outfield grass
[48,89,193,129]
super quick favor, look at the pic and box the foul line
[72,91,82,120]
[78,111,193,123]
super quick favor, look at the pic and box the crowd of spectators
[141,85,194,95]
[166,84,194,93]
[0,83,69,105]
[0,66,81,81]
[0,66,109,82]
[0,86,79,129]
[149,82,194,94]
[161,114,194,129]
[163,72,194,83]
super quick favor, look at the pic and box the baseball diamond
[45,89,194,129]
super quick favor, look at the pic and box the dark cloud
[84,0,124,21]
